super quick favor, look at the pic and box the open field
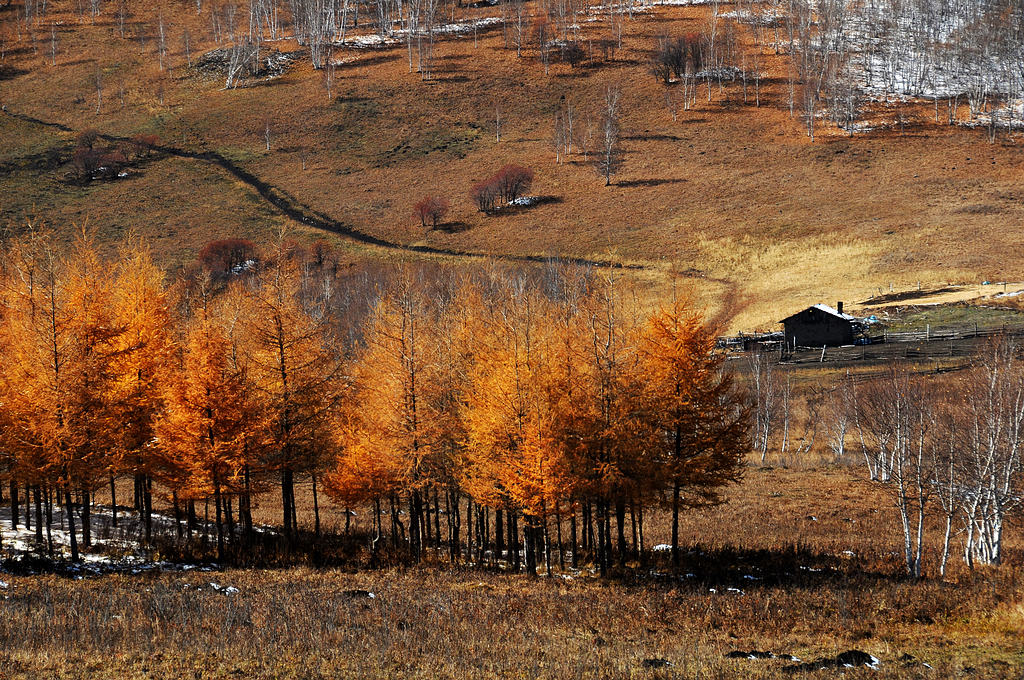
[4,0,1024,329]
[1,460,1022,679]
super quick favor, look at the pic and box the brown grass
[2,461,1022,679]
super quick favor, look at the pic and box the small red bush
[413,196,451,228]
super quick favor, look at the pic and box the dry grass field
[2,458,1022,679]
[4,0,1024,329]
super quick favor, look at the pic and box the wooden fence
[780,323,1024,366]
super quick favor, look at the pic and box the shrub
[471,165,535,213]
[561,41,585,68]
[76,128,101,150]
[413,196,450,229]
[71,147,102,179]
[95,150,128,179]
[494,164,534,203]
[197,238,259,278]
[470,179,500,213]
[130,134,160,159]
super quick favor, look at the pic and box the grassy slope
[4,0,1024,330]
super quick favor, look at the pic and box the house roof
[779,303,857,325]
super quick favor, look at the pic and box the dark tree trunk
[465,498,473,561]
[630,500,638,560]
[281,468,294,536]
[214,478,224,562]
[10,481,19,530]
[34,486,43,543]
[45,486,54,555]
[495,508,504,562]
[543,520,552,576]
[188,499,197,540]
[449,491,460,562]
[173,491,183,539]
[144,476,153,544]
[312,473,321,537]
[525,522,537,576]
[510,512,521,572]
[570,508,578,568]
[671,479,681,570]
[65,487,80,562]
[433,488,441,550]
[110,475,117,528]
[556,509,564,570]
[409,490,422,560]
[225,495,235,543]
[615,498,626,567]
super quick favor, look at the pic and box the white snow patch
[209,582,240,595]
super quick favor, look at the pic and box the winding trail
[3,107,645,270]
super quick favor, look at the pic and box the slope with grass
[3,0,1024,330]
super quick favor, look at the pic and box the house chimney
[837,301,844,314]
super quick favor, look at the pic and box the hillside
[3,0,1024,330]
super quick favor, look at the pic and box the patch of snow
[652,543,673,552]
[209,582,240,595]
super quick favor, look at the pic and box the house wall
[783,311,854,347]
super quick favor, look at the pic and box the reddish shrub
[493,164,534,203]
[76,128,101,150]
[470,180,500,213]
[413,196,450,228]
[130,133,160,159]
[197,238,258,277]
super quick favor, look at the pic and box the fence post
[820,345,826,362]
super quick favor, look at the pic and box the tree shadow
[628,543,906,592]
[553,70,594,80]
[0,65,29,81]
[616,178,686,188]
[431,220,472,234]
[334,53,402,69]
[624,133,684,142]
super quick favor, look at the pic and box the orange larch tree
[154,309,262,561]
[327,272,442,559]
[110,238,176,540]
[242,239,342,537]
[639,293,750,569]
